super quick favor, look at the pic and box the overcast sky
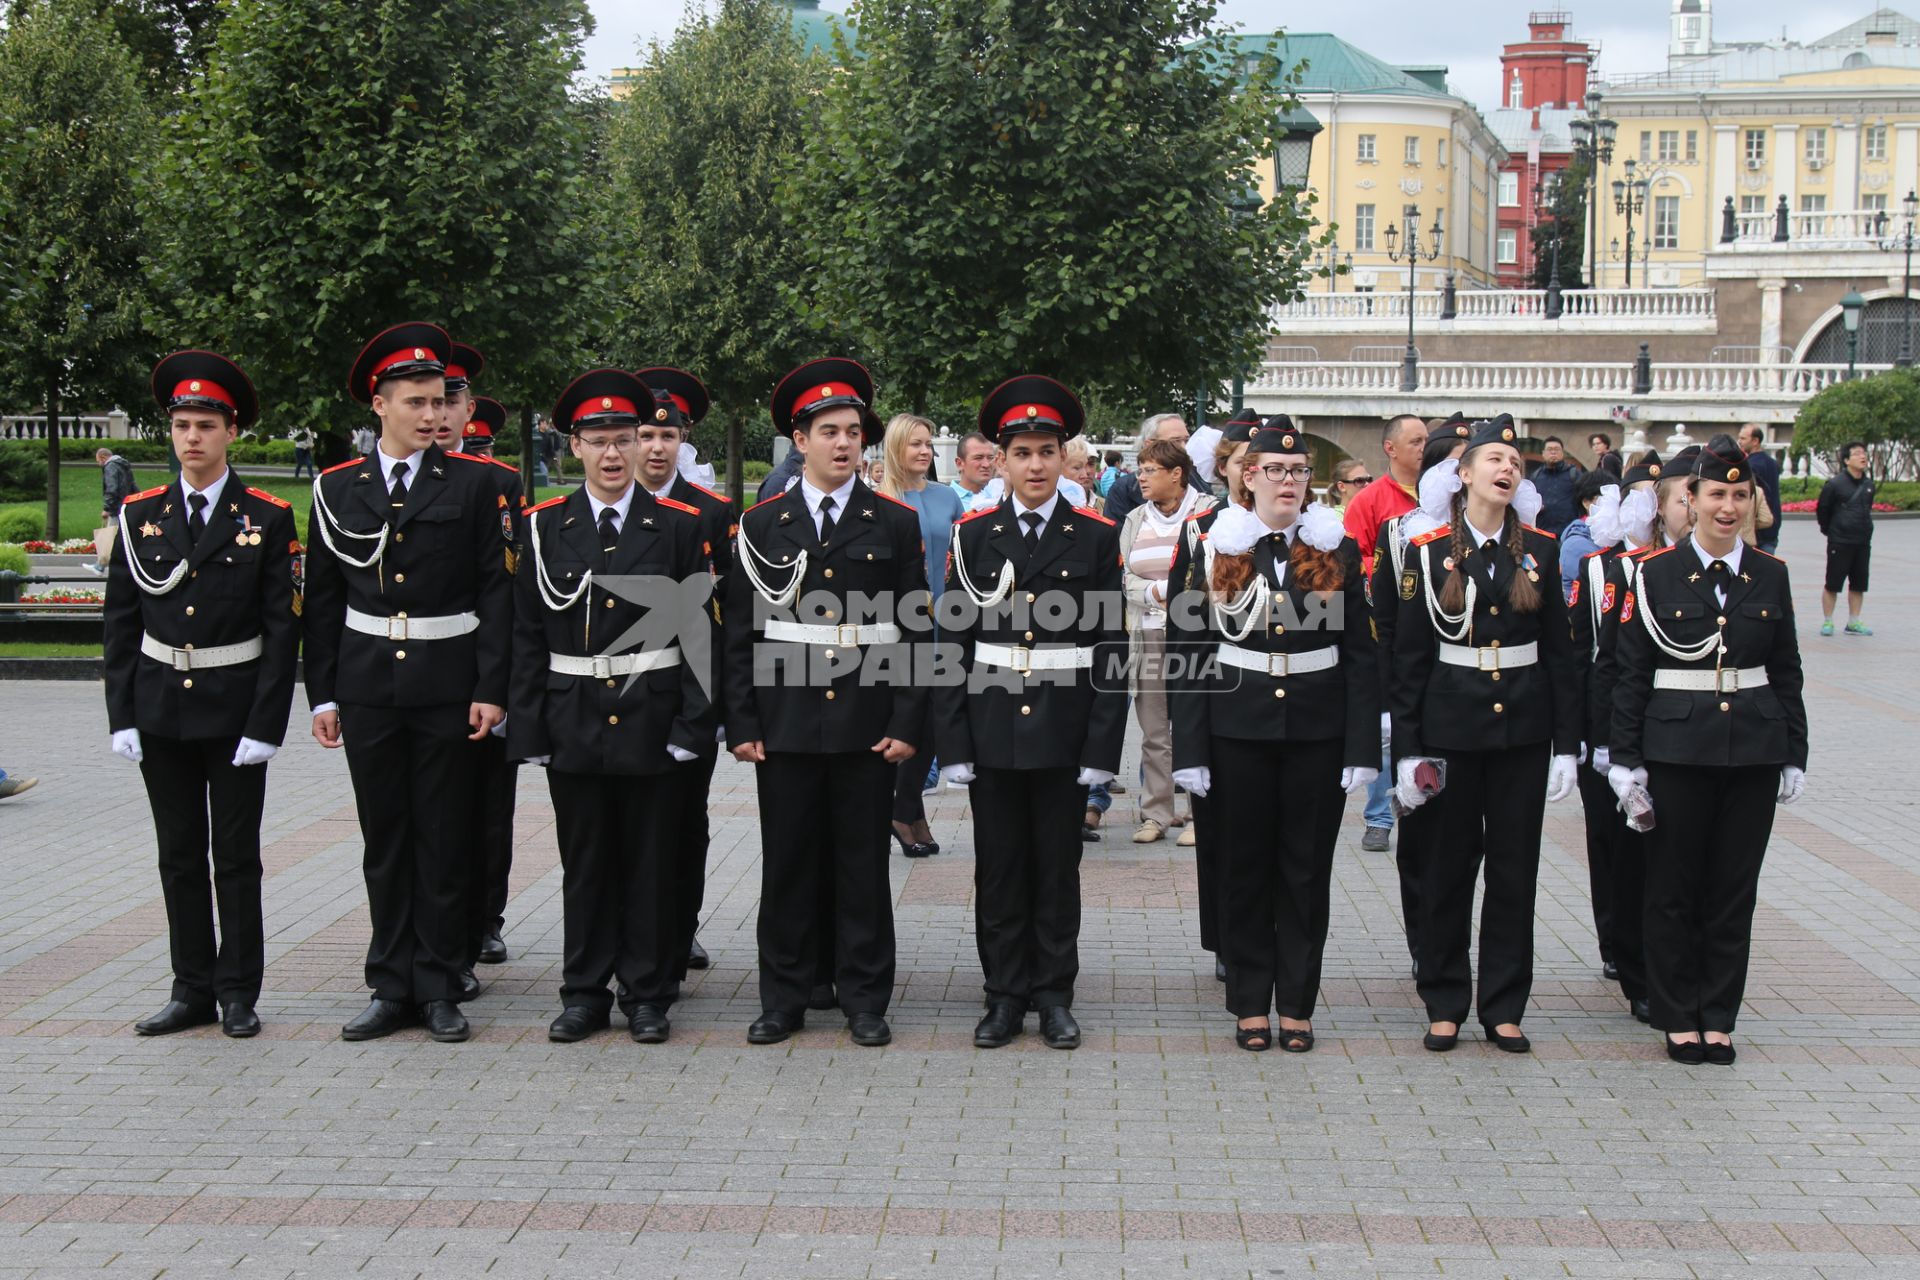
[581,1,1884,105]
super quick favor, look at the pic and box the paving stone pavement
[0,518,1915,1278]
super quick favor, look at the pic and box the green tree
[600,0,833,500]
[1529,160,1588,291]
[156,0,600,473]
[0,0,155,537]
[1793,367,1920,479]
[784,0,1321,414]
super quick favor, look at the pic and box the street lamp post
[1611,158,1649,288]
[1841,289,1866,379]
[1567,90,1617,289]
[1383,204,1444,393]
[1534,176,1564,318]
[1875,190,1920,368]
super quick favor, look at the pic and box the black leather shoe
[748,1009,803,1044]
[1423,1024,1459,1052]
[1630,997,1652,1024]
[477,931,508,965]
[629,1004,671,1044]
[848,1012,892,1046]
[221,1003,260,1038]
[1666,1035,1705,1065]
[422,1000,470,1043]
[135,1000,216,1036]
[1213,958,1227,983]
[1602,959,1620,982]
[973,999,1022,1048]
[548,1006,609,1042]
[341,999,416,1041]
[1037,1005,1080,1050]
[807,983,838,1011]
[687,937,710,970]
[1482,1023,1531,1054]
[1703,1039,1736,1066]
[456,967,482,1003]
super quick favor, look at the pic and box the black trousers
[891,697,933,826]
[1612,819,1649,1004]
[338,701,474,1004]
[1576,763,1618,965]
[547,767,680,1013]
[672,749,718,981]
[969,765,1085,1008]
[1643,763,1777,1034]
[754,751,894,1015]
[1416,741,1549,1027]
[1394,801,1438,964]
[138,733,268,1009]
[466,732,517,962]
[1191,791,1221,955]
[1214,737,1344,1020]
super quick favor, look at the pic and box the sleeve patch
[1619,589,1635,623]
[1567,578,1581,607]
[1601,582,1617,614]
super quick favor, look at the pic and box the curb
[0,658,102,681]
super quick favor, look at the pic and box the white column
[1897,123,1920,203]
[1834,122,1860,213]
[1774,123,1799,211]
[1757,278,1785,356]
[1712,124,1738,242]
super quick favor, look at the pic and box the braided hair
[1436,490,1542,615]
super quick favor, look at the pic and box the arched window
[1803,296,1920,364]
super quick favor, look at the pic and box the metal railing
[1247,358,1881,398]
[1269,286,1715,324]
[1729,207,1888,246]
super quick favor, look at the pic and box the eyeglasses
[1342,475,1373,486]
[1136,465,1169,477]
[1253,464,1314,483]
[575,434,638,453]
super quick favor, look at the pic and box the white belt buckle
[386,617,409,642]
[836,623,861,647]
[1008,645,1032,675]
[1266,652,1290,679]
[171,647,193,673]
[591,655,614,680]
[1716,667,1740,694]
[1476,646,1501,673]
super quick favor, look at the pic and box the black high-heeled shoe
[1277,1025,1314,1054]
[890,826,935,858]
[1235,1022,1271,1052]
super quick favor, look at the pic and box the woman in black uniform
[1168,424,1377,1051]
[1608,436,1808,1064]
[1391,417,1581,1053]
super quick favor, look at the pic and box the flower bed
[21,589,105,605]
[1780,500,1898,513]
[17,538,97,555]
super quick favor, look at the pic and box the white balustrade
[1269,287,1715,326]
[1250,358,1885,403]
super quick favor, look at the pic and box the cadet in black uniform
[462,394,505,457]
[509,370,714,1043]
[1391,417,1581,1053]
[1168,424,1377,1052]
[104,352,300,1038]
[1609,436,1808,1065]
[933,376,1126,1050]
[633,366,735,978]
[304,322,513,1044]
[723,358,928,1047]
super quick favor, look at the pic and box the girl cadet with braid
[1389,416,1582,1054]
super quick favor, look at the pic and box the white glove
[111,728,143,763]
[1778,766,1805,805]
[939,762,976,785]
[1546,754,1578,802]
[1077,767,1116,788]
[525,755,552,767]
[1341,766,1379,795]
[667,744,698,763]
[1394,758,1430,811]
[1576,742,1588,766]
[1379,711,1392,748]
[490,715,508,739]
[1171,766,1211,798]
[1591,746,1611,774]
[1607,764,1647,804]
[231,737,277,767]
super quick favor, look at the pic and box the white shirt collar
[1012,489,1061,525]
[800,472,858,516]
[587,484,636,527]
[374,445,426,487]
[1690,535,1744,578]
[180,469,230,512]
[1465,517,1504,550]
[638,473,676,500]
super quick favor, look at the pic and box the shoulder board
[526,494,568,515]
[1638,544,1677,562]
[746,491,792,513]
[1521,523,1557,540]
[245,486,292,509]
[1183,509,1212,523]
[957,506,999,525]
[1410,524,1451,547]
[875,491,915,512]
[687,482,732,504]
[448,451,518,474]
[1073,505,1115,526]
[656,496,699,517]
[1750,545,1784,563]
[321,457,361,476]
[126,484,168,503]
[1581,547,1610,561]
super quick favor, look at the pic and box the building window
[1658,130,1679,162]
[1683,16,1700,39]
[1354,203,1376,251]
[1357,133,1376,163]
[1652,195,1679,249]
[1805,128,1828,166]
[1799,194,1827,213]
[1740,195,1767,216]
[1541,170,1560,202]
[1498,171,1519,207]
[1438,138,1448,167]
[1685,130,1699,162]
[1867,124,1889,161]
[1404,136,1420,165]
[1497,228,1518,264]
[1639,130,1652,163]
[1864,192,1889,212]
[1744,128,1766,167]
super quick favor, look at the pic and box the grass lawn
[0,642,102,658]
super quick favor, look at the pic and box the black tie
[818,495,836,545]
[1022,511,1043,552]
[1707,559,1729,597]
[1482,538,1500,578]
[598,508,620,567]
[389,460,410,509]
[187,493,206,544]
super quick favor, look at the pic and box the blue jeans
[1085,781,1112,816]
[1364,742,1394,830]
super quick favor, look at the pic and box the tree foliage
[1529,159,1588,291]
[156,0,600,431]
[783,0,1321,413]
[1793,367,1920,479]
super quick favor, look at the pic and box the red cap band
[668,392,692,418]
[574,395,638,423]
[369,345,440,390]
[463,420,492,438]
[998,403,1065,430]
[170,378,235,410]
[445,363,469,380]
[801,382,859,409]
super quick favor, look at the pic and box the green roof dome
[786,0,850,59]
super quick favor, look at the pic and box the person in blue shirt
[1558,470,1614,594]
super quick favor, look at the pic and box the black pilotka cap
[1622,448,1663,487]
[1463,412,1519,455]
[1221,407,1264,443]
[1695,434,1752,484]
[1247,416,1308,455]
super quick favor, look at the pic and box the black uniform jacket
[1390,522,1581,761]
[722,479,928,754]
[506,486,714,774]
[932,496,1127,774]
[302,443,513,710]
[1167,508,1377,772]
[1568,543,1647,752]
[668,475,734,757]
[103,475,300,744]
[1609,540,1808,771]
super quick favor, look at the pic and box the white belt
[345,607,479,642]
[1653,666,1768,694]
[140,633,262,672]
[1437,640,1538,672]
[548,649,683,678]
[762,620,901,646]
[1214,642,1339,678]
[975,641,1094,673]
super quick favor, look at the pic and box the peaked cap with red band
[348,322,451,405]
[151,350,260,431]
[554,369,652,435]
[444,342,485,392]
[770,357,882,439]
[977,374,1084,446]
[466,396,506,440]
[635,366,710,428]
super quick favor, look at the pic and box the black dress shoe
[848,1012,892,1047]
[456,967,482,1003]
[422,1000,471,1043]
[1602,959,1620,982]
[135,1000,217,1037]
[921,839,940,856]
[1213,958,1227,983]
[548,1006,609,1042]
[687,937,710,970]
[748,1009,803,1044]
[1037,1005,1080,1050]
[477,930,508,965]
[341,999,416,1041]
[1630,997,1652,1024]
[1482,1024,1531,1053]
[1666,1035,1705,1065]
[973,999,1022,1048]
[1703,1039,1736,1066]
[221,1003,261,1038]
[1423,1025,1459,1052]
[1081,826,1100,843]
[629,1004,671,1044]
[807,983,838,1011]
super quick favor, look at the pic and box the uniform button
[1060,569,1069,577]
[605,598,615,608]
[1020,705,1032,715]
[1026,593,1036,603]
[1716,615,1727,626]
[1274,688,1286,699]
[825,690,836,701]
[1761,609,1770,618]
[1489,605,1500,615]
[190,570,198,579]
[1673,610,1683,618]
[394,572,405,583]
[1719,701,1730,712]
[824,569,834,579]
[395,650,406,660]
[185,606,195,617]
[1489,639,1500,648]
[182,678,193,689]
[1493,702,1504,713]
[1023,632,1034,642]
[1490,671,1501,682]
[183,643,194,652]
[395,532,405,542]
[606,679,616,688]
[824,649,836,659]
[824,610,836,620]
[609,714,619,724]
[1274,625,1285,635]
[865,553,874,561]
[398,611,408,619]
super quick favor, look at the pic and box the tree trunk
[726,413,743,508]
[44,372,61,540]
[520,403,536,497]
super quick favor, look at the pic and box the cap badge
[1649,464,1661,477]
[413,348,425,360]
[1026,405,1039,419]
[1727,467,1739,481]
[655,408,669,422]
[188,380,202,392]
[602,397,614,410]
[1501,427,1515,441]
[1281,434,1295,449]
